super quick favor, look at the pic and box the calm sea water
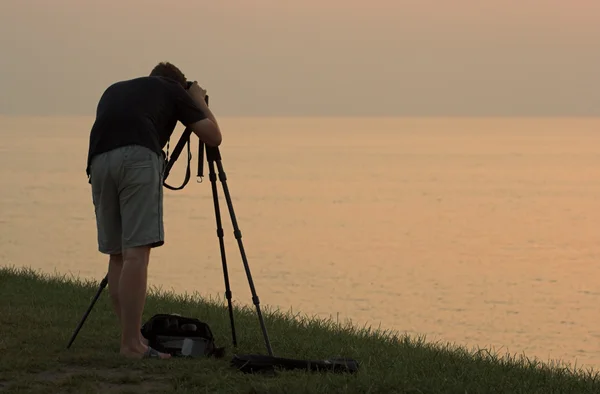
[2,116,600,370]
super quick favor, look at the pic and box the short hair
[149,62,187,88]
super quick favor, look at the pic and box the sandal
[144,346,170,359]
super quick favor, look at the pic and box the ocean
[2,115,600,369]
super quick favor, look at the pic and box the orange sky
[1,0,598,116]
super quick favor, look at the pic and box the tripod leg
[207,159,238,348]
[211,152,275,357]
[66,274,108,349]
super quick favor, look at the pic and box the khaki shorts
[89,145,165,255]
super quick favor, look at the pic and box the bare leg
[108,254,123,321]
[118,246,169,359]
[108,254,148,345]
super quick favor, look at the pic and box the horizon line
[1,114,599,119]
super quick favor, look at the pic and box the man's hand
[185,81,222,147]
[187,81,207,104]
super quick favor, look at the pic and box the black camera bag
[140,313,225,358]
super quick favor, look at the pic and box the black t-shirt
[86,76,206,176]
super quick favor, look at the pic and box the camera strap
[163,127,193,191]
[162,95,209,191]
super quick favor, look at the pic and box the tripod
[67,97,274,357]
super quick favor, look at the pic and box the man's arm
[186,82,222,147]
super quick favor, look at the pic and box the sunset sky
[1,0,598,116]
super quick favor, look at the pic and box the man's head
[149,62,187,89]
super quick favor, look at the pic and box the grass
[0,266,599,394]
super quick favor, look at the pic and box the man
[86,62,222,359]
